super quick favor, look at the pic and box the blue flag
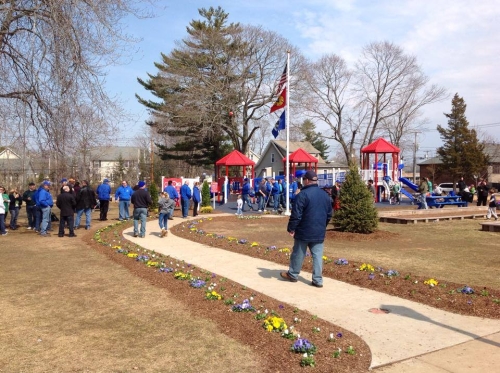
[272,111,286,139]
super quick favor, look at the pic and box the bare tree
[302,54,359,165]
[303,42,446,166]
[0,0,156,148]
[354,41,446,148]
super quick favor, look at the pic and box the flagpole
[285,51,291,216]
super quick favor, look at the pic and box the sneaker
[257,210,262,212]
[27,227,32,230]
[85,226,90,230]
[69,234,77,237]
[58,235,64,237]
[133,233,138,237]
[164,230,168,237]
[40,233,50,237]
[311,281,323,288]
[1,232,7,236]
[161,228,166,238]
[168,217,174,220]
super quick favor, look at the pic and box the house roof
[282,148,318,163]
[361,138,400,153]
[418,144,500,166]
[273,140,320,155]
[90,146,142,161]
[215,150,255,166]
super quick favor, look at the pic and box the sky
[106,0,500,160]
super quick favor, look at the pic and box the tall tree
[137,7,306,168]
[300,120,329,159]
[0,0,154,146]
[303,42,446,166]
[437,93,489,181]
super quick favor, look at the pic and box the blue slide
[398,177,419,192]
[398,177,419,203]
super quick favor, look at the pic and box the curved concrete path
[122,214,500,371]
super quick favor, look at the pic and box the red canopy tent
[215,150,255,194]
[361,138,400,189]
[282,148,318,179]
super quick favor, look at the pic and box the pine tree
[333,164,378,233]
[437,93,489,181]
[148,182,159,210]
[300,120,330,159]
[201,180,211,207]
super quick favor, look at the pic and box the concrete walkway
[122,215,500,371]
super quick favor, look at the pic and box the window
[271,153,275,163]
[492,164,500,174]
[93,160,101,168]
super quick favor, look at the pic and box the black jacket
[9,193,23,210]
[76,185,97,210]
[131,189,152,209]
[56,191,76,216]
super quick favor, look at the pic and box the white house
[0,146,36,186]
[89,146,145,186]
[255,140,348,184]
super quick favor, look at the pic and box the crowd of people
[0,178,159,238]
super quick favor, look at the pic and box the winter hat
[138,181,146,188]
[304,170,318,181]
[60,178,68,183]
[43,181,51,186]
[103,178,109,183]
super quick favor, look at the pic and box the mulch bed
[171,216,500,320]
[85,221,372,373]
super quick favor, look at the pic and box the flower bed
[90,221,371,372]
[171,217,500,319]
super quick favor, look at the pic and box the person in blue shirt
[38,181,54,237]
[192,181,201,217]
[271,178,280,211]
[164,180,179,199]
[114,180,134,220]
[180,181,192,218]
[96,178,112,221]
[241,178,255,212]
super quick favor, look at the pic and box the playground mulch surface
[171,215,500,320]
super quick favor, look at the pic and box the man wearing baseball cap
[281,170,333,288]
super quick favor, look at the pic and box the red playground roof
[283,148,318,163]
[361,138,400,153]
[215,150,255,166]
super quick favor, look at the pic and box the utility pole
[411,131,420,183]
[150,139,154,185]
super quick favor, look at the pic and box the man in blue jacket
[96,178,111,221]
[281,170,333,288]
[179,181,192,218]
[38,181,54,237]
[114,180,133,220]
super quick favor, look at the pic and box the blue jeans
[181,198,190,217]
[9,207,20,228]
[26,205,36,228]
[119,200,130,220]
[133,208,148,237]
[75,208,92,228]
[272,194,280,210]
[242,194,254,211]
[159,212,169,230]
[0,214,6,234]
[40,206,51,234]
[34,206,42,230]
[288,239,325,285]
[258,195,266,211]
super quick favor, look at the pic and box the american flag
[275,63,287,95]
